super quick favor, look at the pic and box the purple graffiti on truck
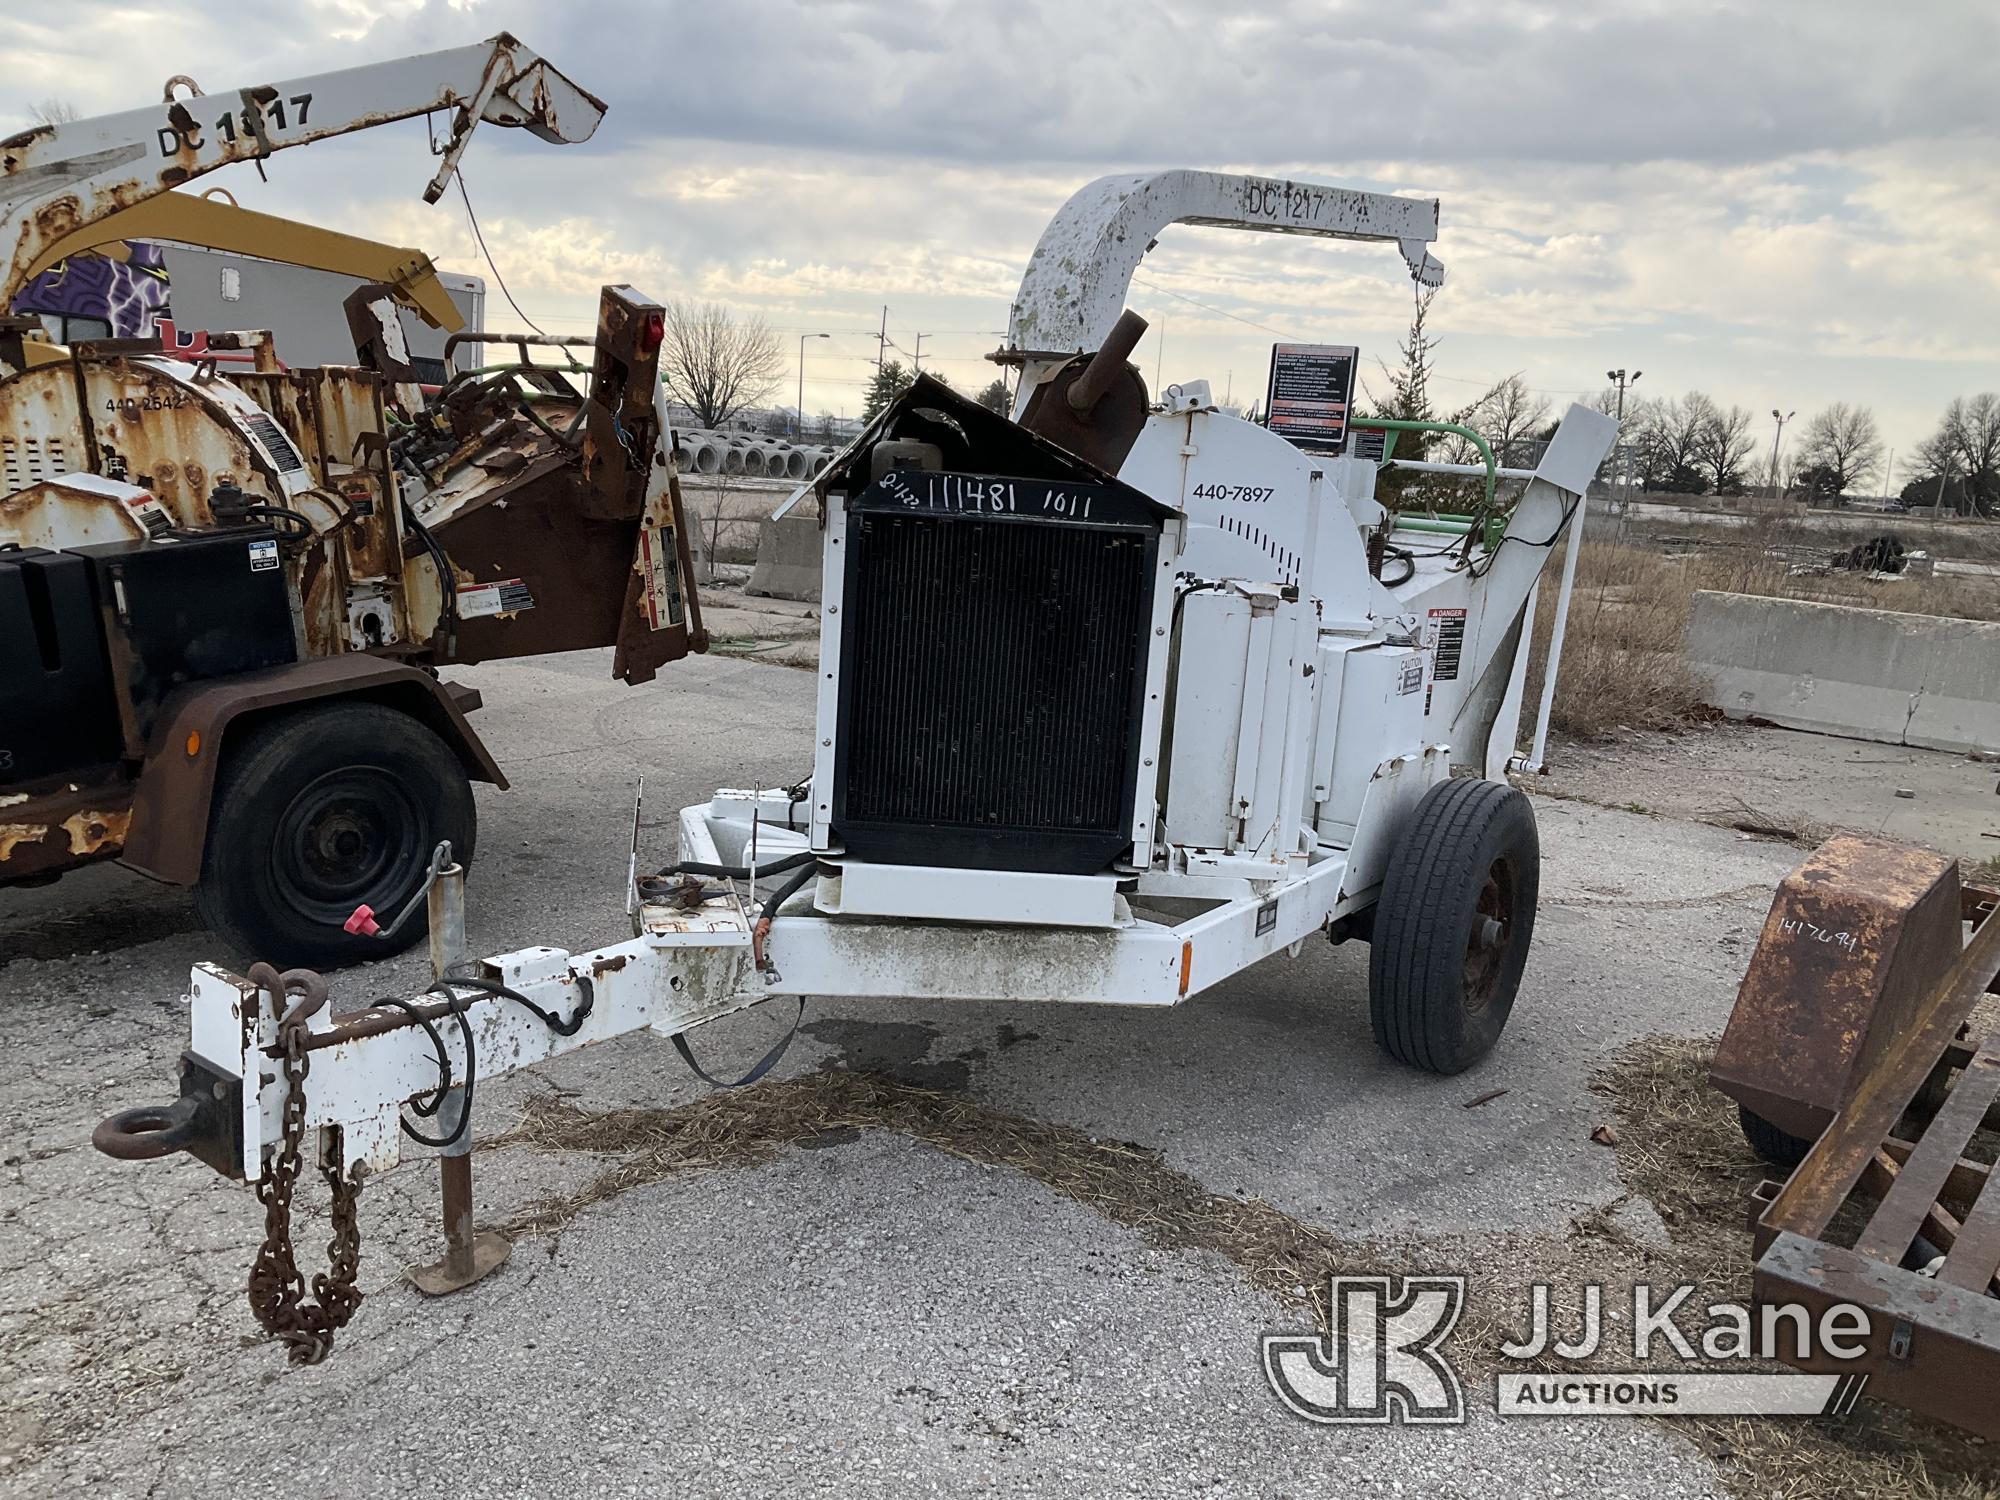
[10,242,170,339]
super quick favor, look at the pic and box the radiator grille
[835,508,1156,873]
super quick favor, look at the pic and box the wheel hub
[272,767,426,924]
[1462,857,1518,1013]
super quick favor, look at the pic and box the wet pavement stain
[801,1018,972,1092]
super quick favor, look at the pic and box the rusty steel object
[1720,837,2000,1438]
[2,621,496,890]
[405,859,514,1297]
[120,655,505,885]
[0,774,133,884]
[1743,874,2000,1440]
[1018,308,1151,472]
[412,286,703,685]
[0,35,605,308]
[241,961,367,1365]
[91,1095,203,1160]
[1712,834,1966,1142]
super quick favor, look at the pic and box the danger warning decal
[638,523,685,630]
[1426,607,1467,683]
[1423,606,1468,716]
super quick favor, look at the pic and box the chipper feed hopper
[93,171,1616,1360]
[0,36,702,965]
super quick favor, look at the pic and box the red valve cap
[344,905,382,937]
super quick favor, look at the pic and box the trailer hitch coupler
[93,1096,202,1161]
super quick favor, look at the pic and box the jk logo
[1263,1276,1467,1425]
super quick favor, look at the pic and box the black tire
[1368,778,1540,1075]
[1737,1105,1814,1169]
[194,702,476,969]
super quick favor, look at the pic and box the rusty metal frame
[121,655,506,885]
[1752,881,2000,1439]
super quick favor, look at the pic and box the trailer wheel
[195,702,476,968]
[1368,778,1539,1075]
[1737,1105,1814,1169]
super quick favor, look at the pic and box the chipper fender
[124,653,504,884]
[121,655,503,966]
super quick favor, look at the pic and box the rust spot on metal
[1713,833,1965,1142]
[61,806,131,856]
[590,954,630,977]
[0,823,50,862]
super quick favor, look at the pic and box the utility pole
[912,332,927,374]
[1768,408,1795,500]
[1607,368,1641,494]
[796,332,829,439]
[876,306,888,371]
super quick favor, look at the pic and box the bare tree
[657,299,784,432]
[1793,402,1883,499]
[1634,392,1717,493]
[690,481,750,583]
[1467,373,1551,468]
[1696,403,1758,495]
[28,98,81,127]
[1923,393,2000,517]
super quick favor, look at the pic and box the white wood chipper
[94,170,1616,1356]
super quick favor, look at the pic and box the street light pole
[797,333,830,438]
[1768,408,1794,500]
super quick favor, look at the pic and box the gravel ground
[0,648,1849,1499]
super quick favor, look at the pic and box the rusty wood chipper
[1714,833,2000,1439]
[0,35,705,965]
[93,169,1627,1357]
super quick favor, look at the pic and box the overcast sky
[6,0,1995,482]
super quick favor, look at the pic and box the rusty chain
[243,962,364,1365]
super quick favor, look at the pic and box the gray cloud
[4,0,1995,459]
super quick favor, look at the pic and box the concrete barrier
[1687,590,2000,753]
[748,511,823,600]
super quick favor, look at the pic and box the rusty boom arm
[0,32,605,305]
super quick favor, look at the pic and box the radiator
[832,469,1164,874]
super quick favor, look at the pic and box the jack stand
[404,855,512,1296]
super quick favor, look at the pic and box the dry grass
[1527,520,2000,742]
[1525,540,1716,739]
[482,1052,1997,1496]
[494,1069,1416,1335]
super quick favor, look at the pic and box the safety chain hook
[243,962,365,1364]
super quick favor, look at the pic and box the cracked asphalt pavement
[0,649,1805,1498]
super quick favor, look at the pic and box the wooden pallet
[1752,884,2000,1438]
